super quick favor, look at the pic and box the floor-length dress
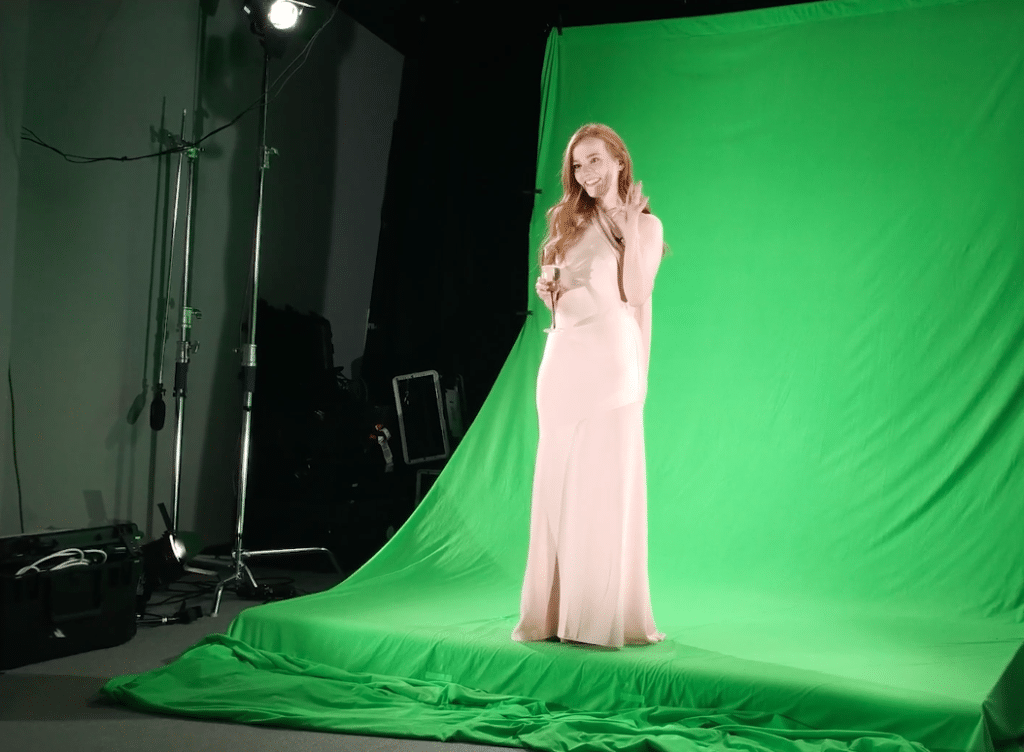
[511,216,665,648]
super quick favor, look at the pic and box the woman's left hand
[620,180,649,232]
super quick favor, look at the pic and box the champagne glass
[541,264,560,333]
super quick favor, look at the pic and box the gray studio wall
[0,1,30,537]
[320,21,403,376]
[0,0,402,545]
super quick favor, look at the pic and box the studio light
[242,0,312,33]
[268,1,301,29]
[241,0,311,58]
[138,531,188,607]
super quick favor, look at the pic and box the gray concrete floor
[0,557,516,752]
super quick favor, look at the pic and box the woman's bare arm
[621,212,663,306]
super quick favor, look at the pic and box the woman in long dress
[511,123,666,648]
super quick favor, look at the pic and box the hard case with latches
[0,522,143,670]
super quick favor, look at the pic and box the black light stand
[213,42,341,617]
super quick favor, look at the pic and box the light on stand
[242,1,312,32]
[241,0,312,58]
[213,0,342,616]
[267,1,301,30]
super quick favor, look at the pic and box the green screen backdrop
[103,2,1024,750]
[347,0,1024,620]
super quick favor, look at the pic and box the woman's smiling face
[572,137,622,204]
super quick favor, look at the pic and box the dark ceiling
[332,0,822,56]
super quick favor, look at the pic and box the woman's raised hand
[620,180,649,231]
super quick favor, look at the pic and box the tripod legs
[211,546,343,616]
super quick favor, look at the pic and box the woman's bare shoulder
[640,212,663,234]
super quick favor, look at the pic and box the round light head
[268,0,300,30]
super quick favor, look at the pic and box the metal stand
[213,47,340,617]
[170,121,202,539]
[149,112,187,437]
[154,111,217,579]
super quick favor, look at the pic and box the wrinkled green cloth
[102,634,929,752]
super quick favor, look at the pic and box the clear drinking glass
[541,265,560,333]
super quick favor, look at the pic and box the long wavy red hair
[539,123,662,266]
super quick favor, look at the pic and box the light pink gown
[512,218,665,648]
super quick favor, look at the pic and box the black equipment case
[0,522,143,670]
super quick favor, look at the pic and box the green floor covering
[103,576,1024,752]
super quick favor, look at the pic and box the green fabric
[105,632,933,752]
[103,0,1024,750]
[103,584,1022,751]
